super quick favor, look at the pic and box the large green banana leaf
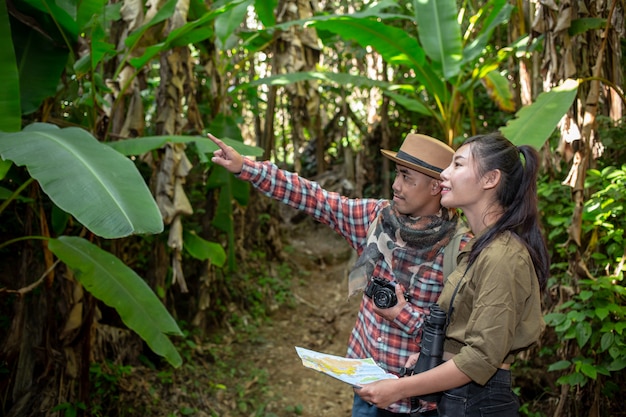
[413,0,463,80]
[10,6,69,115]
[125,0,245,68]
[0,0,20,132]
[461,0,513,64]
[254,0,278,26]
[501,79,580,149]
[0,123,163,238]
[183,230,227,267]
[312,18,445,100]
[315,18,426,69]
[48,236,183,367]
[107,135,263,158]
[215,0,252,49]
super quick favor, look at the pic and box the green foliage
[183,230,227,268]
[583,165,626,272]
[226,249,295,333]
[0,123,164,238]
[0,0,20,131]
[501,79,579,150]
[51,401,87,417]
[539,122,626,399]
[538,172,574,282]
[243,0,574,147]
[0,0,263,371]
[89,361,133,417]
[544,275,626,388]
[53,361,134,417]
[50,236,184,367]
[207,163,251,271]
[0,121,186,367]
[518,401,546,417]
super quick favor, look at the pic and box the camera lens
[373,288,397,308]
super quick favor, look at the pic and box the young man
[209,133,469,417]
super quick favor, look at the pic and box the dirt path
[117,219,362,417]
[248,220,361,416]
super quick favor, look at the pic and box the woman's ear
[482,169,501,190]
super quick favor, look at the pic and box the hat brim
[380,149,442,179]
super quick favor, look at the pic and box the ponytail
[464,133,550,289]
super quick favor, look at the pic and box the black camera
[364,277,398,309]
[412,303,447,402]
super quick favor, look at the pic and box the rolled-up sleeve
[447,234,544,385]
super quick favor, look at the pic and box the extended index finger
[207,133,227,150]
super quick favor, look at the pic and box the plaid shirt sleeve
[238,158,384,250]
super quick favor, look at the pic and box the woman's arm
[355,359,471,409]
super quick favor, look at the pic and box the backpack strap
[442,218,470,282]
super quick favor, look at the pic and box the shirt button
[377,337,382,342]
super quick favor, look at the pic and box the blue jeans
[352,394,438,417]
[437,369,520,417]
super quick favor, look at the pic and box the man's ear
[482,169,501,190]
[430,179,442,195]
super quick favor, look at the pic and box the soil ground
[114,218,361,417]
[242,220,361,417]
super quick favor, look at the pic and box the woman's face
[439,144,482,210]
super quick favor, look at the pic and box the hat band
[396,150,443,173]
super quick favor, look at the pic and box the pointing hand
[208,133,244,174]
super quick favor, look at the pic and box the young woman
[355,132,550,417]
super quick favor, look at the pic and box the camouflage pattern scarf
[348,203,456,297]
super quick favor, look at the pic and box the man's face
[391,165,441,217]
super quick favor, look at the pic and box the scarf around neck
[348,203,456,297]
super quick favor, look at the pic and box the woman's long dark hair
[464,132,550,289]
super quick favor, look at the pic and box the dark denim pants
[352,394,438,417]
[437,369,520,417]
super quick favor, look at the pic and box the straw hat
[381,133,454,179]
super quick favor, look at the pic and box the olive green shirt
[438,230,545,385]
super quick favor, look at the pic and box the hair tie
[518,147,526,168]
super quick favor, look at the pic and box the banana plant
[0,0,262,367]
[0,121,261,366]
[241,0,575,148]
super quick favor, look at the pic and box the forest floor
[116,218,361,417]
[228,219,362,417]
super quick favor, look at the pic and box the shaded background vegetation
[0,0,625,416]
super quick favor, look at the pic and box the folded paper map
[295,346,398,387]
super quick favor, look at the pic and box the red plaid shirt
[239,159,467,414]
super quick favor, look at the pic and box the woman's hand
[208,133,244,174]
[354,379,404,409]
